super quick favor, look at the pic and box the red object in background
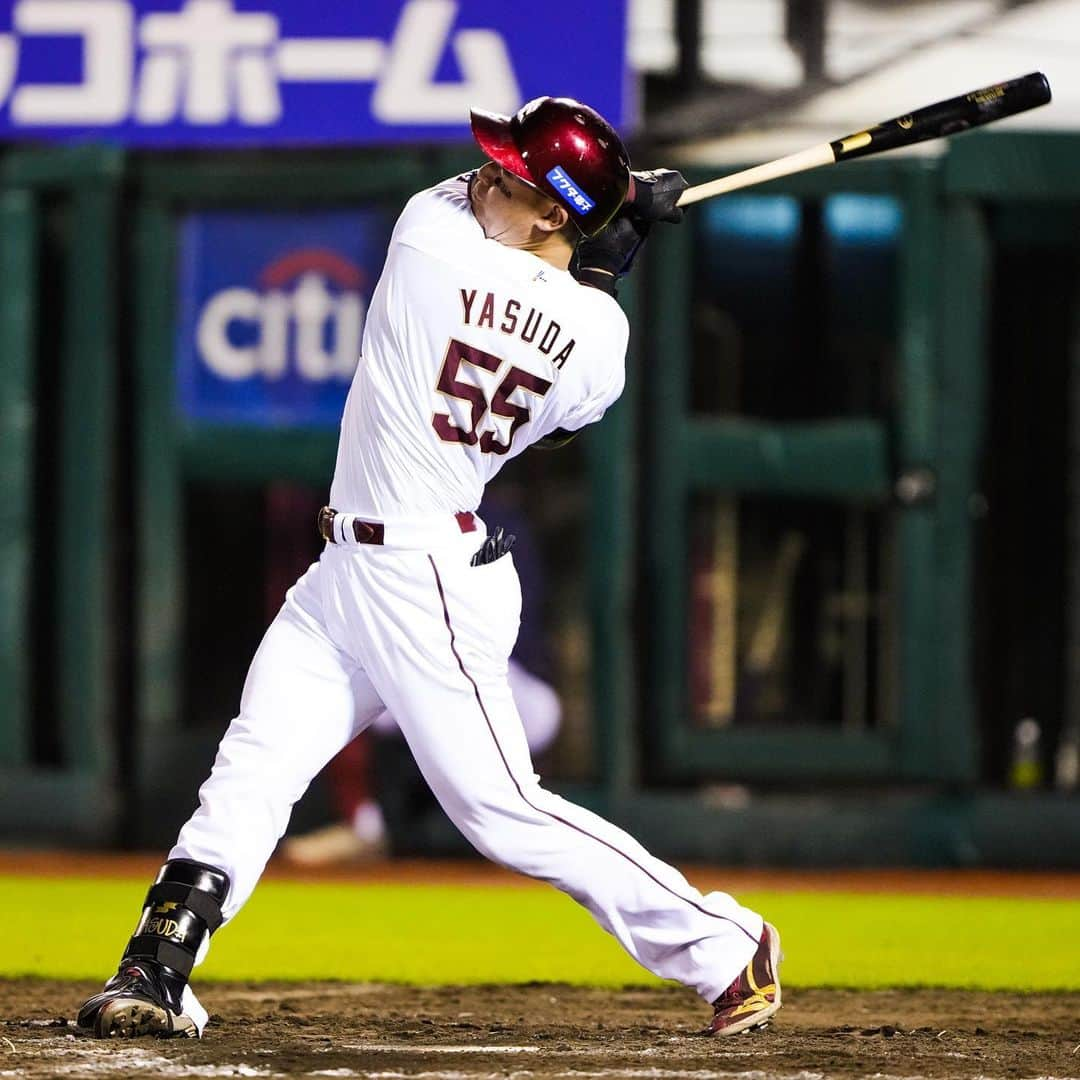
[326,734,374,821]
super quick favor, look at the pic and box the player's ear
[537,200,570,235]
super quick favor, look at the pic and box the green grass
[3,875,1078,990]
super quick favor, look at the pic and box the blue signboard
[0,1,629,145]
[177,209,391,427]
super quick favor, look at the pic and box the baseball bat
[677,71,1052,206]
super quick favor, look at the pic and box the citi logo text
[196,249,366,382]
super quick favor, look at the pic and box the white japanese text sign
[0,0,629,145]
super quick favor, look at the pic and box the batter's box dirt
[2,980,1078,1079]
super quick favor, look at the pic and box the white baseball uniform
[170,176,763,1031]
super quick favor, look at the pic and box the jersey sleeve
[557,297,629,432]
[392,175,477,247]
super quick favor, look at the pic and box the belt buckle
[317,508,384,546]
[317,506,337,543]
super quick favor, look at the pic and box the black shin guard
[120,860,229,1001]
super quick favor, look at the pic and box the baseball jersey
[329,175,628,519]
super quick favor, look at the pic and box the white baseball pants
[171,520,763,1006]
[369,655,562,756]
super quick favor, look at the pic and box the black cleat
[77,962,199,1039]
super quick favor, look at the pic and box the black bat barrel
[830,72,1052,162]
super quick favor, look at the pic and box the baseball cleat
[707,921,783,1036]
[77,962,199,1039]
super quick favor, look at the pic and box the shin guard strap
[143,882,225,933]
[123,859,230,980]
[125,936,198,978]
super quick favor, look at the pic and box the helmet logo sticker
[545,165,596,215]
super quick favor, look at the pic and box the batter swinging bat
[677,72,1052,207]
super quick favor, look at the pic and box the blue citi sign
[177,210,391,427]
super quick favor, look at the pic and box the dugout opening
[975,205,1080,788]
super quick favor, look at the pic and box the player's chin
[473,189,497,225]
[474,207,506,241]
[472,207,492,236]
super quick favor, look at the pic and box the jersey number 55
[432,339,552,456]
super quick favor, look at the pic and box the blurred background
[1,0,1078,867]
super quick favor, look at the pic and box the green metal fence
[0,188,36,771]
[638,158,971,784]
[0,147,121,840]
[0,135,1076,862]
[608,133,1079,863]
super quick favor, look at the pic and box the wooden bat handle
[677,144,836,207]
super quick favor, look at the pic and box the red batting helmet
[469,96,631,238]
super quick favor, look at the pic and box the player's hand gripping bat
[677,72,1052,206]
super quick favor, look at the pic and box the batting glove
[626,168,688,224]
[573,170,688,296]
[573,214,649,296]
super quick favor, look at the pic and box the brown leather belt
[317,506,476,546]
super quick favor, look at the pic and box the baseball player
[77,96,781,1041]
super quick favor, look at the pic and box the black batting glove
[573,214,649,296]
[573,170,687,296]
[626,168,688,224]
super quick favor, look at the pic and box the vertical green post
[0,190,38,767]
[895,166,943,776]
[57,180,118,774]
[934,197,988,784]
[134,200,183,742]
[588,276,639,799]
[642,223,693,761]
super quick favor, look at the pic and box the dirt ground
[3,979,1078,1080]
